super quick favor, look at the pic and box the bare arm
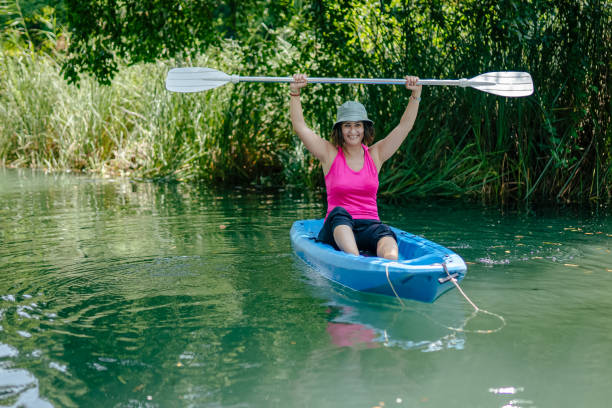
[289,74,335,164]
[370,76,422,168]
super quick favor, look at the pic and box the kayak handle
[438,273,459,284]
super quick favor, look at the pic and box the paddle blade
[165,67,231,93]
[470,72,534,97]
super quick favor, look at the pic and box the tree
[61,0,295,84]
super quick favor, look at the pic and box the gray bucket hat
[334,101,373,126]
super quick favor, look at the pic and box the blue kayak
[290,219,467,303]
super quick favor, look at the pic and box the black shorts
[317,206,397,254]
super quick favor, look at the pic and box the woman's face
[341,121,364,146]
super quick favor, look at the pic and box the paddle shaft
[232,75,494,87]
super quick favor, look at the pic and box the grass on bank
[1,46,610,204]
[1,3,611,206]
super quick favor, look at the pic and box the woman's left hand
[405,76,422,96]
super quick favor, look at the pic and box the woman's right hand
[290,73,308,93]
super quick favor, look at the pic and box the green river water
[1,168,611,407]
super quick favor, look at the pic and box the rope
[385,261,506,334]
[441,263,479,311]
[385,262,406,308]
[441,262,506,334]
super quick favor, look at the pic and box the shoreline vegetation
[1,1,610,204]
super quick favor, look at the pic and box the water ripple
[0,367,53,407]
[1,169,611,407]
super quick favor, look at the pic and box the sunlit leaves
[60,0,297,84]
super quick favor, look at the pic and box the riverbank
[1,1,610,204]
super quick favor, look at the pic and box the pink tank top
[325,144,379,220]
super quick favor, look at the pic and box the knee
[332,225,359,256]
[381,248,398,260]
[383,251,398,261]
[377,237,398,260]
[333,223,355,237]
[333,224,352,234]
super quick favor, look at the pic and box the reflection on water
[299,263,468,352]
[1,168,611,407]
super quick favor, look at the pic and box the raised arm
[370,76,422,168]
[289,74,335,164]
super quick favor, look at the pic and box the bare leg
[377,236,398,260]
[332,225,359,256]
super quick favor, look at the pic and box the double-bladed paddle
[165,67,533,97]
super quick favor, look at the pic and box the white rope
[440,262,506,334]
[443,263,479,311]
[385,262,406,308]
[385,261,506,334]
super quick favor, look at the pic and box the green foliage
[1,0,610,203]
[0,31,304,184]
[0,0,65,54]
[299,0,611,203]
[60,0,296,84]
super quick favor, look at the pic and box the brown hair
[330,122,375,147]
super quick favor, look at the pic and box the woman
[289,74,422,260]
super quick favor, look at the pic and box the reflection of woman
[289,74,422,260]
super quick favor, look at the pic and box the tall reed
[1,1,610,204]
[0,32,302,183]
[304,0,611,204]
